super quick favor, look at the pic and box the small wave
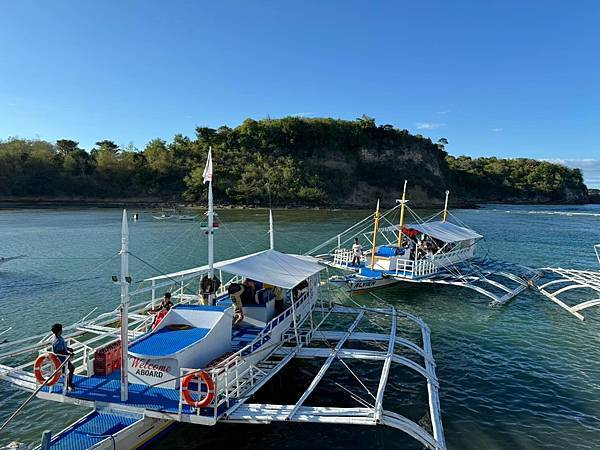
[526,211,600,217]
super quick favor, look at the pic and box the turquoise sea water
[0,205,599,449]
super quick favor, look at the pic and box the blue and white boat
[312,183,540,305]
[0,154,447,450]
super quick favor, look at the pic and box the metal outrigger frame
[415,257,542,307]
[535,244,600,321]
[223,304,446,450]
[537,269,600,321]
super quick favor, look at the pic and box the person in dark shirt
[227,283,244,325]
[51,323,75,391]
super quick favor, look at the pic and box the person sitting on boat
[149,293,174,328]
[51,323,76,391]
[293,279,309,301]
[151,292,174,312]
[351,238,363,267]
[227,282,244,325]
[241,279,258,305]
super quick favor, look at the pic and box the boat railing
[332,248,354,266]
[393,247,474,279]
[394,259,415,278]
[432,246,473,266]
[177,288,314,417]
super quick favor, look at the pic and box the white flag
[203,147,213,184]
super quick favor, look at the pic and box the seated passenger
[227,283,244,325]
[293,280,309,300]
[150,292,173,313]
[241,279,259,305]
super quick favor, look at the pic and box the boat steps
[39,410,141,450]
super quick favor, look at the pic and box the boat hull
[330,274,399,292]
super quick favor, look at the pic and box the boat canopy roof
[145,249,324,289]
[382,220,483,243]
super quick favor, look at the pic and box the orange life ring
[34,353,63,386]
[181,371,215,408]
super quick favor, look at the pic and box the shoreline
[0,197,597,210]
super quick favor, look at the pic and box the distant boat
[176,214,198,221]
[153,208,199,221]
[152,213,173,221]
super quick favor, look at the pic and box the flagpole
[207,147,214,279]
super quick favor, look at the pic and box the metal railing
[177,281,318,418]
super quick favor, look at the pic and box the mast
[397,180,408,246]
[204,147,214,278]
[119,209,129,402]
[369,199,381,270]
[442,190,450,222]
[269,208,275,250]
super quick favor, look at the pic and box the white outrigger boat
[310,182,540,306]
[0,153,446,450]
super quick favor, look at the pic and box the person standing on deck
[272,286,285,314]
[51,323,75,391]
[351,238,363,268]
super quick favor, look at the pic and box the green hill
[0,116,588,206]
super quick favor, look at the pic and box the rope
[0,354,73,434]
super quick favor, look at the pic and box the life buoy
[152,309,168,329]
[34,353,63,386]
[181,371,215,408]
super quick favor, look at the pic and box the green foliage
[446,155,587,201]
[0,117,589,204]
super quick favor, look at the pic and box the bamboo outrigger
[0,154,447,450]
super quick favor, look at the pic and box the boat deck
[48,411,139,450]
[44,373,197,414]
[41,322,264,415]
[129,326,210,356]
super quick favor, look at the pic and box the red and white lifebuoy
[181,371,215,408]
[33,353,62,386]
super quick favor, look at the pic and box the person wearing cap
[51,323,75,391]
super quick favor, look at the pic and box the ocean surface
[0,204,599,449]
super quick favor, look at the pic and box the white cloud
[416,122,446,130]
[542,158,600,189]
[291,112,314,117]
[491,128,503,132]
[436,110,449,115]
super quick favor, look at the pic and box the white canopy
[145,249,324,289]
[381,220,482,243]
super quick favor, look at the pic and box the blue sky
[1,1,599,186]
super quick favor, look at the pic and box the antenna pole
[269,209,275,250]
[119,209,129,402]
[442,190,450,222]
[370,199,380,270]
[397,180,408,246]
